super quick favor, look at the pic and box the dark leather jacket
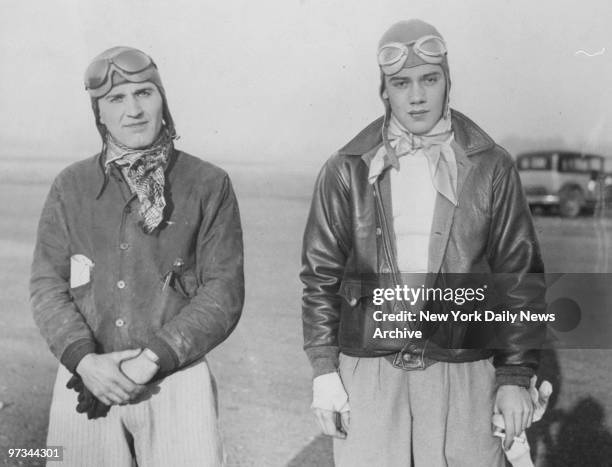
[31,150,244,375]
[301,110,546,387]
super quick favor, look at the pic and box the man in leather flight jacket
[301,20,546,467]
[30,47,243,466]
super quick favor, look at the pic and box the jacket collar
[340,110,496,275]
[337,109,495,161]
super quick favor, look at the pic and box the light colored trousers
[334,354,505,467]
[47,358,223,467]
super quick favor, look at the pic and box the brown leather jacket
[301,110,546,387]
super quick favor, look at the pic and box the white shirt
[390,153,437,273]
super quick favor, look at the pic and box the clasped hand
[76,348,159,406]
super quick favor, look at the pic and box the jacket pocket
[338,279,374,307]
[151,270,198,327]
[69,281,92,302]
[338,278,416,353]
[172,269,198,299]
[338,279,370,349]
[337,279,390,351]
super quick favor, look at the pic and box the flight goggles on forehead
[377,35,447,75]
[84,48,160,98]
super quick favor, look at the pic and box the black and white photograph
[1,1,611,466]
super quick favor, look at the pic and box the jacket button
[119,243,129,250]
[402,353,411,362]
[375,227,382,236]
[115,318,125,327]
[348,298,358,307]
[117,280,126,289]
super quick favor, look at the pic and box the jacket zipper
[373,182,398,279]
[373,181,415,329]
[374,180,427,365]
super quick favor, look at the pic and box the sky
[1,0,611,165]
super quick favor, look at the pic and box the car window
[517,154,551,170]
[559,154,603,173]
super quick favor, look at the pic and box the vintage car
[516,151,608,217]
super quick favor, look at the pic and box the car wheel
[559,187,584,218]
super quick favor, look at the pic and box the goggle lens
[378,45,407,66]
[112,50,152,73]
[84,60,111,90]
[414,36,446,58]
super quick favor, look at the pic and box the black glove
[66,374,111,419]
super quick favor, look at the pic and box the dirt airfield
[1,158,610,466]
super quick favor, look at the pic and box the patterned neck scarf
[105,131,173,233]
[368,112,458,205]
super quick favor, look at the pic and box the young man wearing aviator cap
[30,46,244,466]
[301,20,547,466]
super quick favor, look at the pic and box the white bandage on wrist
[142,348,160,365]
[312,372,350,412]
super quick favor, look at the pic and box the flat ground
[0,158,610,466]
